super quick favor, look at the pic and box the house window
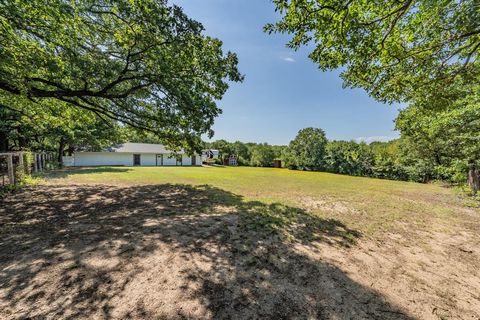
[133,154,141,166]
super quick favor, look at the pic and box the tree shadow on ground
[0,184,412,319]
[43,167,133,179]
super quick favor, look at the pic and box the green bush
[434,161,469,184]
[402,160,434,183]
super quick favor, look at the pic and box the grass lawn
[47,166,465,237]
[1,166,479,319]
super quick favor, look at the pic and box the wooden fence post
[7,154,14,185]
[468,162,479,194]
[26,152,31,174]
[18,152,24,174]
[34,153,37,171]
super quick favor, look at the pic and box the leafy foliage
[0,0,242,151]
[204,140,283,167]
[324,141,374,176]
[396,84,480,183]
[283,128,328,170]
[0,95,123,155]
[267,0,480,104]
[249,143,276,167]
[207,139,235,163]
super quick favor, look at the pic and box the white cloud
[354,136,396,144]
[282,57,295,62]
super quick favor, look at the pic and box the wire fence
[0,152,55,188]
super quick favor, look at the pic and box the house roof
[110,143,185,154]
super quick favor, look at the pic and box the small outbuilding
[67,143,201,167]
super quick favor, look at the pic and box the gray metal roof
[110,143,185,154]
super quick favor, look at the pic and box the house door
[191,155,196,165]
[133,154,141,166]
[156,154,163,166]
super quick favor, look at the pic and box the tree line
[285,127,474,185]
[207,126,472,187]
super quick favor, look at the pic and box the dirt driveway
[1,183,479,319]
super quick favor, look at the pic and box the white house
[66,143,201,167]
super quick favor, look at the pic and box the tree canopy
[325,140,373,176]
[396,85,480,175]
[0,94,123,156]
[0,0,242,151]
[249,143,277,167]
[283,127,327,170]
[266,0,480,104]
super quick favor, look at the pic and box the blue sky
[173,0,401,145]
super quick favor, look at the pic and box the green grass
[45,166,468,238]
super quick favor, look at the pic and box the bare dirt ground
[1,183,479,319]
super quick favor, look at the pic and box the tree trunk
[0,131,8,152]
[58,137,66,165]
[467,162,480,194]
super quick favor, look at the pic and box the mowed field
[1,166,479,319]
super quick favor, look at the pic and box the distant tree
[0,0,242,151]
[370,140,414,181]
[284,128,327,170]
[325,141,374,176]
[271,145,286,160]
[205,140,284,166]
[0,104,36,152]
[250,143,276,167]
[0,96,123,162]
[209,140,234,162]
[232,141,251,165]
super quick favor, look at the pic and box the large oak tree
[0,0,242,151]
